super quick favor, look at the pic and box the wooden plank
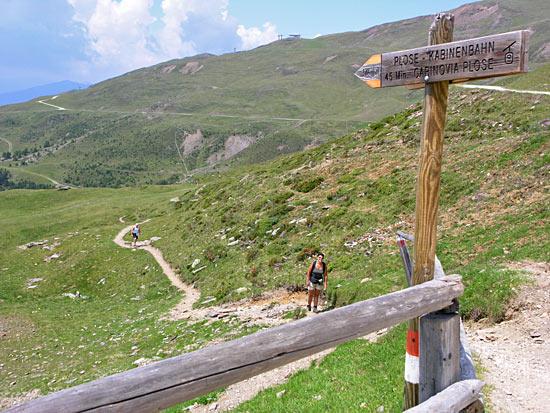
[8,276,464,413]
[355,30,530,88]
[419,312,461,402]
[407,379,485,413]
[404,12,454,411]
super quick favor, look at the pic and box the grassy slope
[496,61,550,91]
[1,0,550,188]
[150,83,549,319]
[2,74,548,410]
[0,186,261,409]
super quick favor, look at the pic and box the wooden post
[413,13,454,284]
[396,232,480,390]
[354,17,530,413]
[419,312,460,402]
[404,13,454,410]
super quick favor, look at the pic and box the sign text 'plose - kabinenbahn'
[355,30,529,88]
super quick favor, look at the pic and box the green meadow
[2,74,549,410]
[2,0,550,190]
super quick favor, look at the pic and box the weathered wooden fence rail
[9,276,463,412]
[407,379,485,413]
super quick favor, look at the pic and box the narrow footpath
[112,219,389,412]
[465,261,550,412]
[113,220,199,310]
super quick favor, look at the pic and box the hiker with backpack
[306,253,328,313]
[131,223,140,246]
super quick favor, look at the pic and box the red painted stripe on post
[406,329,419,357]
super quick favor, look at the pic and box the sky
[0,0,471,93]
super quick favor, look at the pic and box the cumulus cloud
[237,22,278,50]
[69,0,162,75]
[67,0,244,79]
[157,0,236,58]
[1,0,282,91]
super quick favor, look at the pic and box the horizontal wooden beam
[355,30,530,88]
[9,276,463,413]
[406,379,484,412]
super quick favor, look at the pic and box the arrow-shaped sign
[355,30,530,88]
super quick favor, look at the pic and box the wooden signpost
[355,29,529,88]
[354,13,530,411]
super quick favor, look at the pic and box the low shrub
[293,177,324,193]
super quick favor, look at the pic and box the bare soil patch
[0,389,41,410]
[166,288,316,327]
[182,130,204,156]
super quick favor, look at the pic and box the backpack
[310,260,326,284]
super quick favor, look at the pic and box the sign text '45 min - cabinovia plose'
[355,30,530,88]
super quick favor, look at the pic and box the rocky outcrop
[182,130,203,155]
[180,62,204,75]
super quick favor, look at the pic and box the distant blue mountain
[0,81,90,106]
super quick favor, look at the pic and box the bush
[296,245,319,261]
[246,248,258,263]
[321,207,347,226]
[293,177,324,193]
[204,244,227,262]
[254,217,280,237]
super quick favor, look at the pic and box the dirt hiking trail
[465,261,550,412]
[113,220,199,310]
[113,219,387,411]
[459,84,550,96]
[114,222,548,412]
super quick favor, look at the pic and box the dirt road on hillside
[0,137,13,153]
[37,96,66,111]
[5,167,73,188]
[459,84,550,96]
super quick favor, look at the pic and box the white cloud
[64,0,275,82]
[69,0,160,74]
[67,0,240,79]
[157,0,234,58]
[237,21,278,50]
[1,0,285,91]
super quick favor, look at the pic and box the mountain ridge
[1,0,549,187]
[0,81,90,106]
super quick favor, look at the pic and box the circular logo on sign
[505,52,514,64]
